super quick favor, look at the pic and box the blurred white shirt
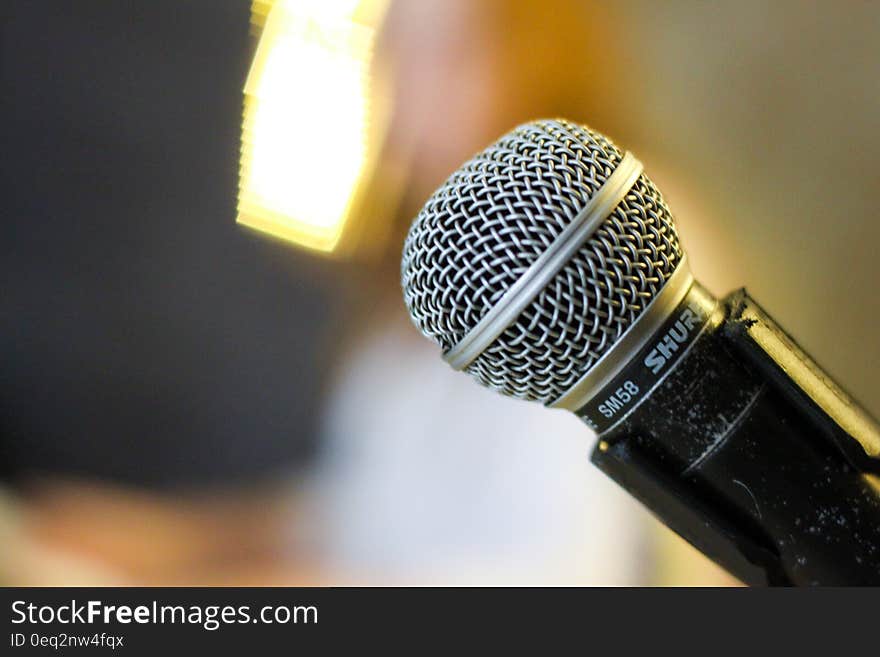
[314,314,652,585]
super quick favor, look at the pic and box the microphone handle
[590,289,880,586]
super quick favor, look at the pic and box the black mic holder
[591,289,880,586]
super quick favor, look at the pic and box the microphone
[400,119,880,585]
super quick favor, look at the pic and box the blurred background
[1,0,878,586]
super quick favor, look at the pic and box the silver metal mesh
[401,119,684,403]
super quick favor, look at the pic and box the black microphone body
[591,287,880,586]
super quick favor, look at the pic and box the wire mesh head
[401,119,684,404]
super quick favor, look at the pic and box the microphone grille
[401,119,684,404]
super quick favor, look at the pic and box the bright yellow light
[238,0,389,253]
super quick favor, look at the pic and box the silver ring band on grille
[549,257,694,411]
[443,151,644,371]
